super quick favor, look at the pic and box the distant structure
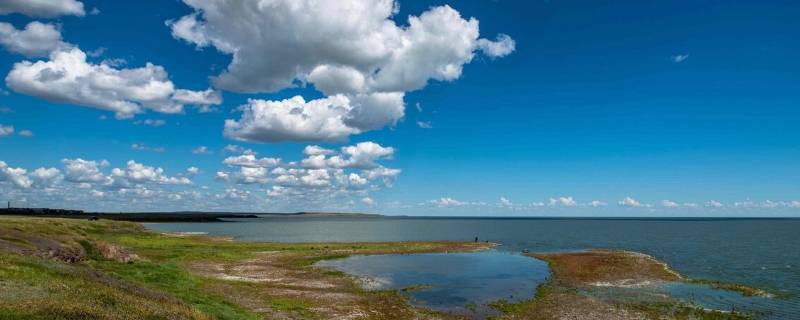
[0,201,85,216]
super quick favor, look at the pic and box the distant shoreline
[2,208,799,222]
[0,209,382,222]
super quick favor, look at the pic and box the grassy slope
[0,216,487,320]
[0,217,255,319]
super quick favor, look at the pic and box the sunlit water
[148,217,800,319]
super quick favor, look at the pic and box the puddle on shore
[661,282,778,318]
[315,250,549,318]
[583,281,778,319]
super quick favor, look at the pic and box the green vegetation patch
[268,297,312,312]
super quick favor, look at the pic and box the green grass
[0,252,209,320]
[487,299,527,314]
[268,297,311,312]
[0,217,258,320]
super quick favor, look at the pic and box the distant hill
[0,208,382,222]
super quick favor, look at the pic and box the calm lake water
[148,217,800,319]
[316,251,549,318]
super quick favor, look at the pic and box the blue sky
[1,0,799,216]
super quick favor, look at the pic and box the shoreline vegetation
[0,216,768,319]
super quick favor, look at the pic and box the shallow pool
[315,250,549,318]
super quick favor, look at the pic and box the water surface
[316,251,549,318]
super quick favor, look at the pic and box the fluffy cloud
[733,200,800,209]
[135,119,166,127]
[661,200,680,208]
[301,142,394,169]
[304,145,336,156]
[0,158,253,212]
[430,197,465,207]
[223,93,408,143]
[589,200,607,207]
[705,200,724,208]
[416,121,433,129]
[172,88,223,112]
[191,146,212,155]
[549,196,577,207]
[92,160,193,189]
[62,158,107,183]
[18,130,33,137]
[618,197,648,208]
[0,161,32,188]
[222,144,255,155]
[214,171,230,181]
[171,0,513,142]
[361,197,375,206]
[224,95,361,143]
[5,48,222,119]
[116,161,191,185]
[0,22,69,57]
[477,34,516,58]
[0,124,13,137]
[30,167,61,186]
[672,54,689,63]
[214,141,399,206]
[223,154,280,168]
[236,167,269,184]
[0,0,85,18]
[131,143,165,153]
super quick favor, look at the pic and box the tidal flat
[0,216,771,319]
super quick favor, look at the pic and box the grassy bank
[0,216,490,319]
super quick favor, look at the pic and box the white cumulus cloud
[223,154,280,168]
[0,0,85,18]
[661,200,680,208]
[0,160,32,188]
[0,124,13,137]
[0,21,70,57]
[549,196,577,207]
[5,48,222,119]
[430,197,465,207]
[618,196,648,208]
[170,0,513,142]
